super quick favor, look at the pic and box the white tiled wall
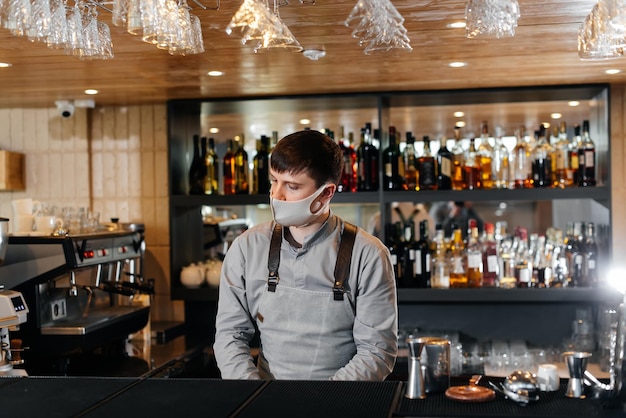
[0,105,183,322]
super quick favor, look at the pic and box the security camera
[55,100,75,118]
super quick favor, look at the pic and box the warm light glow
[84,89,99,95]
[449,62,467,68]
[568,101,580,107]
[447,21,466,29]
[209,127,219,134]
[299,118,311,125]
[605,69,621,75]
[455,121,466,128]
[607,267,626,294]
[551,113,562,119]
[207,71,224,77]
[453,111,465,117]
[0,62,12,68]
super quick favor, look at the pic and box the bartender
[214,130,398,380]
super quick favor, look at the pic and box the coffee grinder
[0,287,29,376]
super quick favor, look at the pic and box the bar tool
[563,351,592,398]
[405,336,427,399]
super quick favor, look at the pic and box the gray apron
[256,222,358,380]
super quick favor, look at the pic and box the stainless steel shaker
[405,336,427,399]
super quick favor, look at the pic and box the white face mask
[270,184,329,227]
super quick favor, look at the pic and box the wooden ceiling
[0,0,620,110]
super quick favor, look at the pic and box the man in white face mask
[214,130,398,381]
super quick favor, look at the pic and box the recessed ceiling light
[84,89,99,95]
[455,121,466,128]
[449,62,467,68]
[453,111,465,117]
[207,71,224,77]
[568,101,580,107]
[299,118,311,125]
[209,127,219,134]
[447,22,466,29]
[0,62,12,68]
[551,113,562,119]
[605,69,621,75]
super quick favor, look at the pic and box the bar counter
[1,375,624,417]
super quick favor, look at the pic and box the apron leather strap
[333,222,357,301]
[267,223,282,292]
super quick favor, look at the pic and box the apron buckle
[333,282,344,301]
[268,271,279,292]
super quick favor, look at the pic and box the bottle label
[487,255,498,272]
[415,250,422,274]
[584,150,595,168]
[468,253,482,268]
[384,163,392,177]
[519,269,530,282]
[571,154,579,169]
[391,254,397,266]
[588,259,596,269]
[426,253,431,273]
[409,249,416,261]
[441,157,452,177]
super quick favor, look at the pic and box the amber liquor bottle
[449,226,468,288]
[204,137,219,195]
[451,127,466,190]
[477,121,494,189]
[222,139,236,195]
[234,135,249,194]
[463,137,481,190]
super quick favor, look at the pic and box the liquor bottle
[234,135,249,194]
[551,229,569,288]
[553,121,572,188]
[449,226,468,288]
[222,138,236,195]
[400,223,416,288]
[535,235,553,288]
[451,127,466,190]
[514,227,533,288]
[414,220,431,288]
[566,221,585,286]
[383,126,406,190]
[466,225,483,288]
[584,222,599,287]
[481,222,499,287]
[253,135,270,194]
[491,125,509,189]
[417,136,437,190]
[463,137,481,190]
[436,135,453,190]
[510,126,532,189]
[431,224,450,289]
[385,223,402,286]
[356,123,379,191]
[498,237,517,289]
[188,134,205,195]
[570,124,582,186]
[204,137,219,195]
[200,136,209,188]
[404,132,418,191]
[338,129,357,193]
[531,125,553,188]
[477,121,494,189]
[578,120,597,187]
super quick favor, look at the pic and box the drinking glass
[465,0,520,39]
[578,1,624,60]
[25,0,51,42]
[46,0,68,49]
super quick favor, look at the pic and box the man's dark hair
[270,130,343,187]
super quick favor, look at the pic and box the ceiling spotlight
[207,71,224,77]
[449,62,467,68]
[84,89,99,95]
[605,69,621,75]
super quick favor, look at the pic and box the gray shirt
[214,213,398,380]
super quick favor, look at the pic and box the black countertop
[1,376,625,418]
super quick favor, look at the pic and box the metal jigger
[563,351,592,398]
[405,337,427,399]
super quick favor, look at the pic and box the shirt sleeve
[213,236,262,380]
[330,237,398,381]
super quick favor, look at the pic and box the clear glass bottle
[492,125,509,189]
[531,124,553,188]
[404,132,418,191]
[477,121,494,189]
[553,121,572,188]
[514,228,533,288]
[584,222,599,287]
[451,127,466,190]
[551,229,569,288]
[417,136,437,190]
[204,137,219,195]
[436,135,453,190]
[578,120,597,187]
[431,224,450,289]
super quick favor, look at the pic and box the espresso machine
[0,227,153,375]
